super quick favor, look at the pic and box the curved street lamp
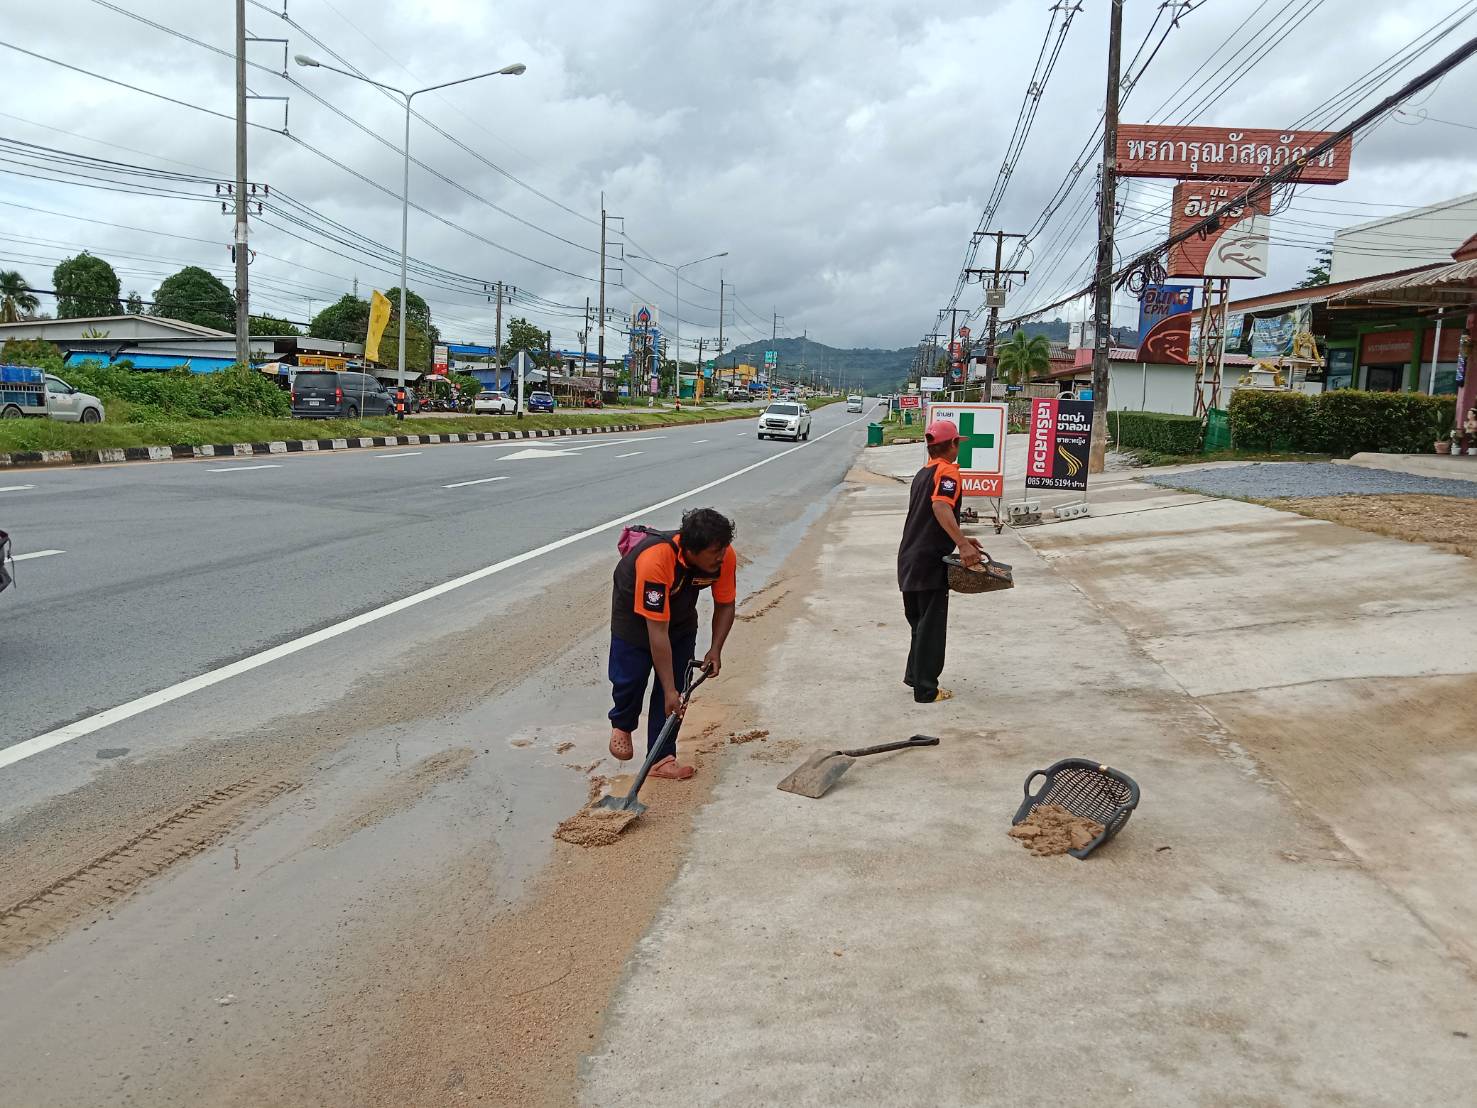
[295,55,526,401]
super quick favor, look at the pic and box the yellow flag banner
[365,289,392,362]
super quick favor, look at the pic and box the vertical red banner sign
[1027,397,1057,480]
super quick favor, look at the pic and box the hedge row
[1228,389,1455,456]
[3,339,289,422]
[1110,410,1204,455]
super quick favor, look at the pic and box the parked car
[527,391,556,413]
[757,401,811,441]
[846,394,864,413]
[727,387,750,402]
[41,374,106,423]
[290,370,394,419]
[473,389,516,414]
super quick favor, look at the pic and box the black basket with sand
[1010,759,1140,859]
[943,553,1013,594]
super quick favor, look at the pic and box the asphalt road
[0,401,875,755]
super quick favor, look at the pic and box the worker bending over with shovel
[608,507,737,779]
[897,419,983,703]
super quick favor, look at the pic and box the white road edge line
[0,485,37,492]
[207,464,281,473]
[614,451,643,459]
[374,451,423,458]
[0,414,866,770]
[12,549,64,562]
[442,475,512,489]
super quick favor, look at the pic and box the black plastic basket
[1012,758,1140,859]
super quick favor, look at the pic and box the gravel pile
[1146,463,1477,500]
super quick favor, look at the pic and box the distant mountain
[713,321,1136,392]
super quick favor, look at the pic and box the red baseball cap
[925,419,961,445]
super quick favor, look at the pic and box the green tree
[125,290,144,315]
[0,269,40,323]
[382,287,431,329]
[380,316,433,371]
[309,294,371,342]
[152,266,234,330]
[0,338,64,369]
[995,330,1052,385]
[249,314,302,336]
[1296,246,1332,289]
[53,252,121,317]
[502,316,555,368]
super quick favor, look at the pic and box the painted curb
[0,422,650,469]
[0,406,813,470]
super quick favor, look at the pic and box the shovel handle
[611,660,709,806]
[839,735,940,758]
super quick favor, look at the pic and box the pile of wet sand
[1008,804,1104,856]
[554,806,637,847]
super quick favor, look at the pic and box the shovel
[776,735,940,798]
[592,660,709,825]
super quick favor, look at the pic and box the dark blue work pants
[608,627,698,754]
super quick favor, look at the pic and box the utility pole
[717,275,726,374]
[598,194,607,400]
[1089,0,1124,473]
[582,295,591,378]
[965,230,1028,393]
[233,0,250,368]
[491,280,515,389]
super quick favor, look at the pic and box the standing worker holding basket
[896,419,984,704]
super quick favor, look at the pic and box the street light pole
[628,250,726,406]
[294,54,525,402]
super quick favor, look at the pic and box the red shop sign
[1360,330,1415,365]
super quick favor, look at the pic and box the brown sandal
[648,755,695,780]
[609,728,634,761]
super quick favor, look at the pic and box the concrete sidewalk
[581,445,1476,1106]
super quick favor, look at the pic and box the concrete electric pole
[233,0,250,368]
[1089,0,1124,473]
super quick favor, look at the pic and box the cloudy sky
[3,0,1476,355]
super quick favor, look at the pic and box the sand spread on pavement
[1009,804,1105,856]
[729,729,770,744]
[554,806,638,847]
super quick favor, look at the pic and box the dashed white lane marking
[692,439,709,444]
[374,451,423,458]
[0,485,37,492]
[442,475,512,489]
[12,549,64,562]
[0,414,866,771]
[615,452,643,459]
[207,464,281,473]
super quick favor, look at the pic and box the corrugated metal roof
[1330,257,1477,302]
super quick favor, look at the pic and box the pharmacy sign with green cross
[927,402,1008,497]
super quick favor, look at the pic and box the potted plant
[1436,435,1451,454]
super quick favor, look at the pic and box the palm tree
[994,330,1052,385]
[0,270,39,324]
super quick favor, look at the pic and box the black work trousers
[902,588,950,702]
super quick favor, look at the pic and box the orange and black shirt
[611,532,738,646]
[897,456,962,592]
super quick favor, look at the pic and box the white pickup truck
[0,364,106,422]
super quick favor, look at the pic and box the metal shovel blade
[592,792,647,819]
[776,751,856,798]
[776,736,941,799]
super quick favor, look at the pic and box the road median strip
[0,405,819,470]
